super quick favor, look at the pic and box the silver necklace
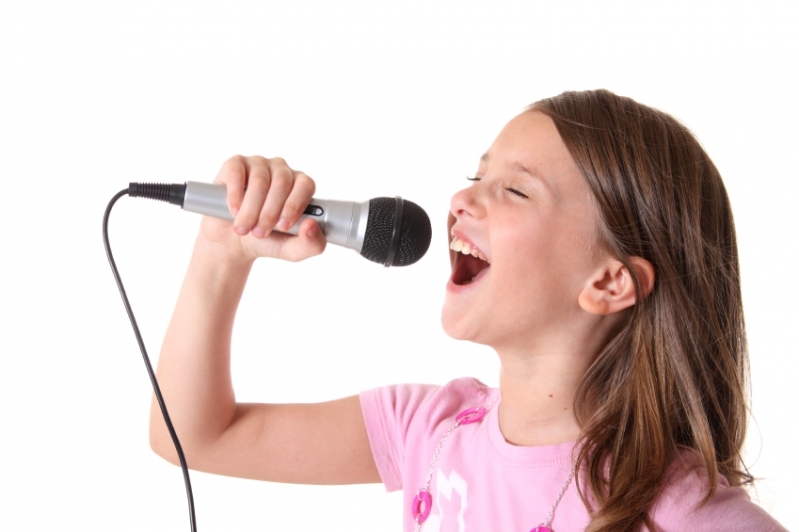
[410,398,575,532]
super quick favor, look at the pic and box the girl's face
[442,111,605,352]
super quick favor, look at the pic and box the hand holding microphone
[199,155,330,264]
[130,155,432,266]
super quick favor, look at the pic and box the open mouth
[450,236,490,286]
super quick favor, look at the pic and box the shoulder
[359,376,494,431]
[358,377,494,491]
[650,449,787,532]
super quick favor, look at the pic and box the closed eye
[466,176,529,199]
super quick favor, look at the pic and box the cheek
[494,220,592,304]
[494,219,557,275]
[488,235,554,319]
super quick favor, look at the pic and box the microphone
[127,181,432,267]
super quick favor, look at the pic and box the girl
[149,89,787,531]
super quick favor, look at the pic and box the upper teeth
[450,236,489,263]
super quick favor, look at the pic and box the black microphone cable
[103,180,431,531]
[103,188,197,532]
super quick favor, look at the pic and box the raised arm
[149,156,381,485]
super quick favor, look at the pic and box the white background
[0,1,796,530]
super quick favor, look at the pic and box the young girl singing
[149,89,787,531]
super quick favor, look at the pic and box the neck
[490,309,626,447]
[495,347,595,447]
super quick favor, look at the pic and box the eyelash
[465,176,528,199]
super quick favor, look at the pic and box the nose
[450,184,485,221]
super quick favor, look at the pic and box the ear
[578,257,655,315]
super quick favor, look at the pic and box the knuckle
[270,173,293,196]
[295,173,316,194]
[246,157,270,181]
[217,157,246,185]
[258,209,279,229]
[247,169,271,191]
[227,154,246,166]
[281,201,303,220]
[248,155,269,165]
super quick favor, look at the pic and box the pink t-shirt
[359,377,786,532]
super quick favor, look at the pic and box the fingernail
[306,224,318,239]
[276,218,290,231]
[235,226,248,236]
[252,227,265,238]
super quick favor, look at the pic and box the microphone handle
[182,181,369,253]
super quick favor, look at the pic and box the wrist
[193,233,257,272]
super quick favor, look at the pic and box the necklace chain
[542,467,575,528]
[420,397,498,493]
[412,397,574,532]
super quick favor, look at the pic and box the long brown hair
[529,90,752,531]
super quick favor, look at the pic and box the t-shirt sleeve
[651,453,788,532]
[359,383,440,492]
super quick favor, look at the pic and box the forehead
[481,111,581,194]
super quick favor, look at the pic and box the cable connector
[129,182,186,207]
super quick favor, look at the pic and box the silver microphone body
[182,181,370,253]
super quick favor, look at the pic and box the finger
[216,156,247,218]
[255,162,294,237]
[234,157,271,235]
[281,219,327,262]
[276,172,316,232]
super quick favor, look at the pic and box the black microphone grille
[360,197,432,267]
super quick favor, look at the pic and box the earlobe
[578,257,655,315]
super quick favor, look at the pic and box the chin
[440,306,464,340]
[440,306,482,343]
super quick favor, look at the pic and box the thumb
[282,218,327,262]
